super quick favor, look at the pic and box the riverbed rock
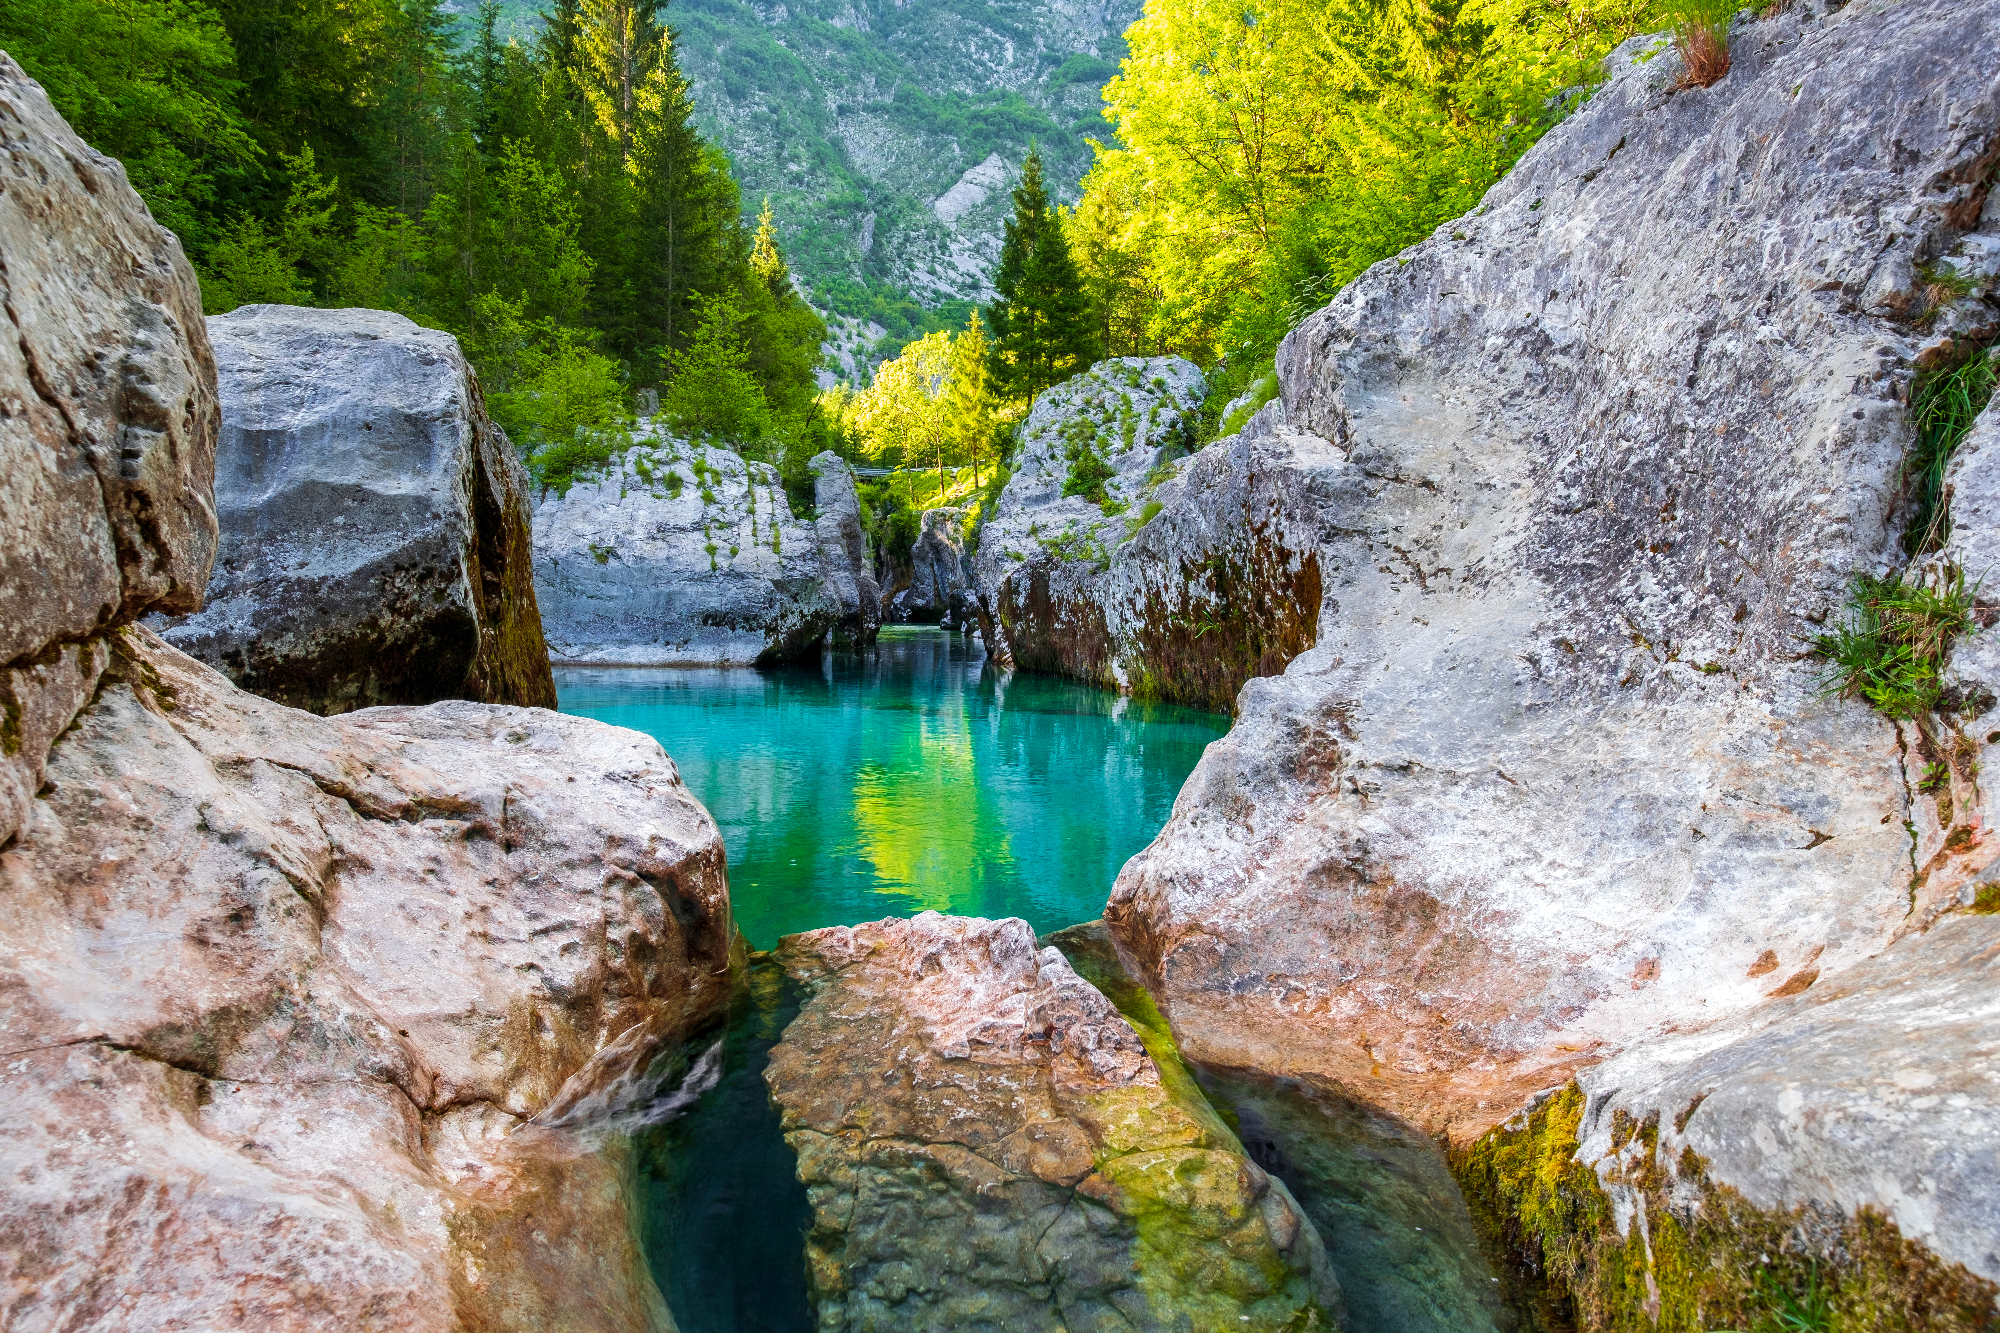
[0,52,218,848]
[1100,0,2000,1269]
[969,356,1208,679]
[156,305,557,716]
[533,436,842,665]
[765,912,1341,1332]
[812,450,882,645]
[895,506,973,625]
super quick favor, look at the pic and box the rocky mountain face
[766,912,1342,1331]
[156,305,557,715]
[531,435,873,664]
[0,57,735,1328]
[654,0,1136,313]
[948,0,2000,1319]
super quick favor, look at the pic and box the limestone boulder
[894,506,973,625]
[0,52,218,846]
[765,912,1340,1332]
[156,305,556,716]
[1104,0,2000,1156]
[532,437,841,665]
[810,450,881,645]
[0,627,734,1330]
[970,356,1207,677]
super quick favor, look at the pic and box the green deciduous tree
[662,291,775,441]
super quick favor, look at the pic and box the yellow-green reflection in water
[554,626,1230,947]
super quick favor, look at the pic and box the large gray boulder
[896,506,974,625]
[532,436,842,665]
[811,449,881,645]
[0,52,218,847]
[156,305,557,715]
[0,61,736,1329]
[1087,0,2000,1302]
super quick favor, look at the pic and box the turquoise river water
[555,627,1519,1333]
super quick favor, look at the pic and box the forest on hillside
[2,0,1702,519]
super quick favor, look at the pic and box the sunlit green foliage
[1812,569,1975,721]
[1905,347,1999,555]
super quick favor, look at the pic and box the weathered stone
[1105,0,2000,1174]
[1572,912,2000,1289]
[895,506,973,625]
[0,627,733,1330]
[811,450,881,645]
[533,437,841,665]
[970,356,1207,681]
[156,305,557,716]
[765,912,1340,1332]
[0,53,218,845]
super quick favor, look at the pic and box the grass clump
[1905,347,1998,555]
[1811,569,1974,720]
[1669,0,1736,89]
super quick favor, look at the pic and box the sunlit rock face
[157,305,557,715]
[0,59,736,1329]
[1099,0,2000,1288]
[766,912,1342,1332]
[970,355,1321,713]
[531,435,845,665]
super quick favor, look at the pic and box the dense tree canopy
[0,0,830,494]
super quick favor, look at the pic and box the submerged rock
[158,305,557,715]
[896,505,974,625]
[0,51,218,847]
[0,67,734,1329]
[532,437,842,665]
[765,912,1341,1332]
[812,450,882,645]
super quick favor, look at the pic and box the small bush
[1812,569,1974,719]
[1064,447,1118,505]
[1906,347,1999,554]
[1673,21,1730,88]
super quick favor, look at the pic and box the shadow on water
[1194,1066,1525,1333]
[636,959,813,1333]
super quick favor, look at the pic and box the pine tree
[662,292,774,441]
[946,314,993,488]
[983,146,1101,402]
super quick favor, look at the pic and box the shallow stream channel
[556,627,1521,1333]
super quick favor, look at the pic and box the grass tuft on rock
[1812,569,1974,720]
[1906,347,1998,554]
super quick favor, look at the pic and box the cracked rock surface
[765,912,1341,1332]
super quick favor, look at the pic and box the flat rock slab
[766,912,1340,1332]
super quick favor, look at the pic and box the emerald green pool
[554,626,1230,949]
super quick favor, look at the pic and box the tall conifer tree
[983,146,1100,402]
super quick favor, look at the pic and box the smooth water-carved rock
[157,305,557,716]
[812,450,881,645]
[0,629,733,1330]
[896,506,973,625]
[0,70,733,1330]
[0,52,218,847]
[765,912,1341,1332]
[1107,0,2000,1136]
[533,438,841,665]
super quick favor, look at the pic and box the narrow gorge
[3,0,1998,1327]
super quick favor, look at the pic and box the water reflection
[556,627,1228,947]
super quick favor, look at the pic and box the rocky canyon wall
[1070,0,2000,1316]
[0,56,735,1330]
